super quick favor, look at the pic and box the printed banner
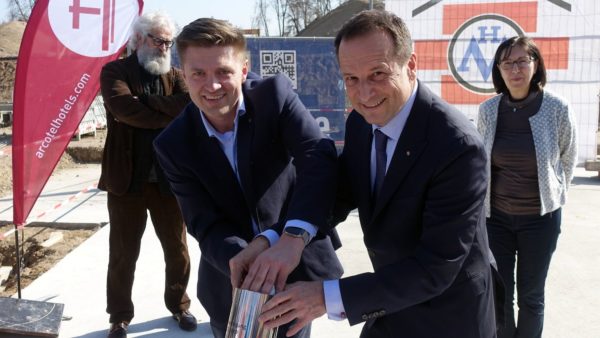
[12,0,143,225]
[387,0,600,163]
[245,37,347,146]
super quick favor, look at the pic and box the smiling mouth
[204,94,225,101]
[363,98,385,109]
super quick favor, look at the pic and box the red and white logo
[48,0,139,57]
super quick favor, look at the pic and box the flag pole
[13,225,22,299]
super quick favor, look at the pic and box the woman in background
[478,36,577,338]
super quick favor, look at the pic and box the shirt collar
[372,81,418,141]
[200,95,246,138]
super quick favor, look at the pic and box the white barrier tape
[0,182,98,241]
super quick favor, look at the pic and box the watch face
[285,227,310,244]
[286,227,304,236]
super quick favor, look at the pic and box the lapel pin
[406,150,411,156]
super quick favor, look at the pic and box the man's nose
[157,43,168,52]
[358,80,373,101]
[205,75,222,91]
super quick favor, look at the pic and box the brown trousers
[106,183,191,323]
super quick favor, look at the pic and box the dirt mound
[0,223,100,297]
[0,60,16,102]
[0,20,25,102]
[0,20,25,57]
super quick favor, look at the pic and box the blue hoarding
[246,37,346,146]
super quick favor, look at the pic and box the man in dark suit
[99,11,197,338]
[258,10,499,338]
[153,18,343,338]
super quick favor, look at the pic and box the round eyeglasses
[147,33,174,48]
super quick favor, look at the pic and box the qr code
[260,50,297,89]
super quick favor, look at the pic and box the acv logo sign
[48,0,139,57]
[448,14,524,94]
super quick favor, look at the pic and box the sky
[0,0,277,34]
[141,0,266,31]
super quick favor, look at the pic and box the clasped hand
[229,236,326,336]
[259,281,327,337]
[229,234,304,293]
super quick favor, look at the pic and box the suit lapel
[127,54,144,95]
[353,117,375,221]
[189,106,243,196]
[236,109,258,224]
[371,85,430,221]
[190,107,257,237]
[159,71,172,95]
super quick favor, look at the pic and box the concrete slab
[3,166,599,337]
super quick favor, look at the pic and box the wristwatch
[283,226,311,246]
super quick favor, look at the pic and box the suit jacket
[333,83,497,338]
[154,74,344,329]
[98,53,190,195]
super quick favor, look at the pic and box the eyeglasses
[147,33,174,48]
[499,57,534,70]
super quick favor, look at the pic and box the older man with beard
[98,11,196,338]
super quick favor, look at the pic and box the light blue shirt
[199,97,317,246]
[324,81,418,321]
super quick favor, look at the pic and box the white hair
[128,11,177,50]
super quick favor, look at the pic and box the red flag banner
[12,0,143,225]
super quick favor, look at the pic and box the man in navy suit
[257,10,499,338]
[153,18,343,338]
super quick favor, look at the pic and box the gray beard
[137,47,171,75]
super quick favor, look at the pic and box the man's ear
[181,67,187,81]
[242,59,249,81]
[406,53,417,80]
[134,33,144,50]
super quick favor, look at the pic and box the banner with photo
[12,0,143,225]
[387,0,600,163]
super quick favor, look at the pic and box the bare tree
[313,0,333,18]
[7,0,36,21]
[287,0,317,35]
[253,0,345,37]
[252,0,270,36]
[271,0,289,36]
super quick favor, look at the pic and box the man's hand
[259,281,326,337]
[241,234,305,293]
[229,236,270,289]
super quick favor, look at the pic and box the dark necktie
[373,129,388,201]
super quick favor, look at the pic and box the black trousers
[106,183,191,323]
[487,207,561,338]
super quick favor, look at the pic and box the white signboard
[388,0,600,163]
